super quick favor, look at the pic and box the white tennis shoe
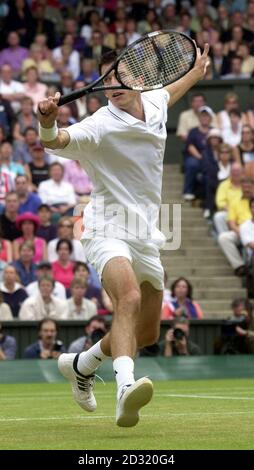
[58,353,97,412]
[116,377,153,427]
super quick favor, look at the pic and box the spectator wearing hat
[26,261,66,299]
[12,241,38,286]
[19,276,68,321]
[15,174,42,214]
[203,128,224,218]
[36,204,57,243]
[183,106,214,201]
[0,265,28,318]
[13,212,47,264]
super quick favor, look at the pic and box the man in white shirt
[0,64,25,113]
[26,262,66,299]
[66,278,97,320]
[38,45,209,427]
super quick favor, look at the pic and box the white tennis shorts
[81,237,164,291]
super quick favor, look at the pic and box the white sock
[77,340,109,376]
[113,356,135,399]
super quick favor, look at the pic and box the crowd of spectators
[1,0,254,358]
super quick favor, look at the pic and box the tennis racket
[58,30,197,107]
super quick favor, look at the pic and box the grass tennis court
[1,378,254,450]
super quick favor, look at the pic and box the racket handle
[58,87,90,107]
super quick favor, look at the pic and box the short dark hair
[38,318,58,332]
[98,50,118,75]
[38,204,50,212]
[73,261,90,274]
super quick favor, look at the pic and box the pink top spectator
[64,160,93,195]
[52,260,75,289]
[23,82,48,112]
[15,236,45,264]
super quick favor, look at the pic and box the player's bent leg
[103,257,154,426]
[58,353,97,412]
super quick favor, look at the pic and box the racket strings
[118,33,196,90]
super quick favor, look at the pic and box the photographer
[216,298,254,354]
[68,316,108,354]
[24,318,66,359]
[163,317,202,357]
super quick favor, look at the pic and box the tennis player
[38,44,209,427]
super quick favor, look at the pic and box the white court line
[1,410,254,423]
[161,393,254,400]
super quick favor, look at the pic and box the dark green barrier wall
[165,78,254,163]
[1,319,223,358]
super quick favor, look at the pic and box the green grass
[1,379,254,450]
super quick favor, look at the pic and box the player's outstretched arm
[165,43,210,108]
[37,92,70,150]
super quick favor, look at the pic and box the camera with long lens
[90,328,106,345]
[220,314,248,354]
[173,328,185,341]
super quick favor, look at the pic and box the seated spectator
[0,291,13,320]
[202,128,223,218]
[0,323,16,360]
[0,225,12,262]
[47,217,86,263]
[163,317,202,357]
[161,277,204,320]
[0,265,28,317]
[161,270,174,320]
[222,109,242,147]
[218,177,253,276]
[12,96,38,144]
[210,42,230,78]
[26,261,66,300]
[13,127,39,165]
[214,163,243,234]
[52,35,80,80]
[73,261,102,304]
[216,92,245,133]
[13,211,47,264]
[0,141,25,180]
[83,30,112,61]
[215,298,254,354]
[66,278,97,320]
[23,66,48,112]
[24,318,66,359]
[65,80,87,121]
[16,174,42,214]
[36,204,57,243]
[232,125,254,165]
[183,106,214,201]
[0,191,21,241]
[38,162,76,220]
[21,43,55,81]
[237,41,254,75]
[0,64,25,113]
[25,142,49,190]
[0,31,28,78]
[77,58,99,84]
[176,93,206,142]
[85,95,102,117]
[239,196,254,260]
[19,276,68,321]
[68,315,107,354]
[64,159,93,200]
[12,240,37,286]
[222,55,251,80]
[52,239,75,290]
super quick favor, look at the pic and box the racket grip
[58,87,89,107]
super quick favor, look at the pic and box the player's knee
[116,288,141,313]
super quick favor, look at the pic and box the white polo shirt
[52,89,169,247]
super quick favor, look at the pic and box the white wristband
[39,122,58,142]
